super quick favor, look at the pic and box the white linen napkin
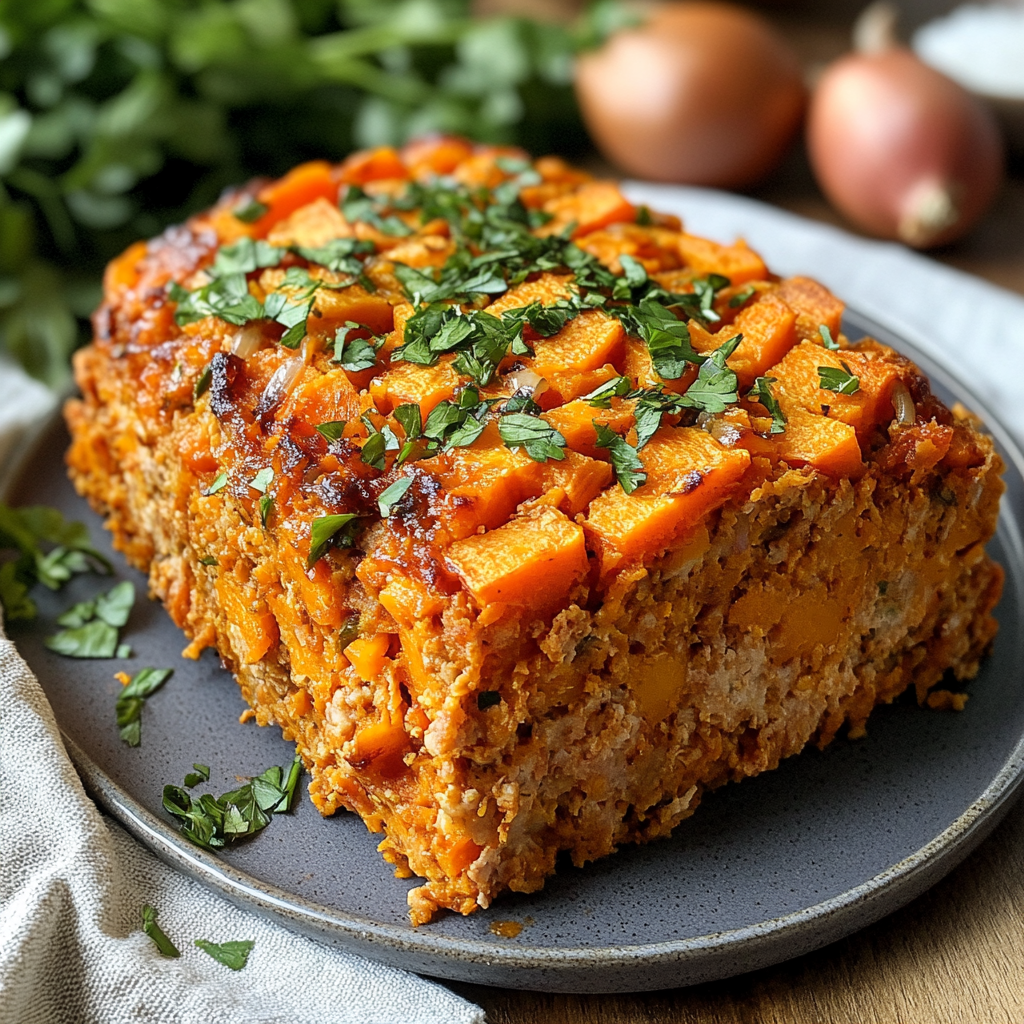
[1,188,1023,1023]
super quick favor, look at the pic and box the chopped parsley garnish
[198,556,218,567]
[307,514,360,568]
[142,904,180,958]
[248,467,273,493]
[729,285,757,308]
[818,363,860,395]
[341,185,413,236]
[162,757,302,851]
[232,198,269,223]
[315,420,346,442]
[594,422,646,494]
[819,324,840,351]
[47,580,135,659]
[259,495,273,527]
[747,376,787,434]
[193,364,212,400]
[332,322,380,371]
[678,334,742,413]
[498,413,567,463]
[195,939,255,971]
[116,667,173,747]
[184,763,210,787]
[620,298,704,381]
[338,613,361,649]
[358,415,400,470]
[204,471,227,496]
[377,477,413,517]
[294,237,375,276]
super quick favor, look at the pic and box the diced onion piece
[260,357,304,413]
[892,381,916,425]
[506,368,549,399]
[231,324,265,359]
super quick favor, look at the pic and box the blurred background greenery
[0,0,634,387]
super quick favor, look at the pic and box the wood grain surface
[442,15,1024,1023]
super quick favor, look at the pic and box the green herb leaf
[195,938,255,971]
[341,186,413,237]
[729,285,757,308]
[46,620,119,658]
[338,613,361,650]
[204,471,228,496]
[193,365,212,400]
[819,324,840,351]
[332,322,379,371]
[184,763,210,788]
[233,199,269,223]
[392,403,422,441]
[249,467,273,493]
[818,363,860,395]
[307,514,359,568]
[498,413,567,463]
[315,421,347,442]
[116,667,173,747]
[624,298,704,381]
[259,495,273,527]
[678,334,742,414]
[94,579,135,627]
[142,904,180,958]
[199,556,218,567]
[747,376,787,434]
[378,477,413,517]
[594,422,646,493]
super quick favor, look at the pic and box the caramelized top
[84,137,982,614]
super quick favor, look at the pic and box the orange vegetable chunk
[484,273,574,317]
[267,198,352,249]
[772,341,899,435]
[585,426,751,572]
[538,181,637,239]
[543,397,636,459]
[774,276,845,342]
[698,291,798,386]
[675,235,768,284]
[344,634,391,681]
[276,367,369,430]
[370,357,460,417]
[447,505,588,608]
[772,406,864,478]
[254,161,338,235]
[526,310,626,378]
[215,578,279,665]
[338,146,408,185]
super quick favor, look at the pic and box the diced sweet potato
[401,136,475,178]
[772,341,899,436]
[675,235,767,285]
[350,719,410,778]
[379,577,445,629]
[534,450,614,514]
[537,182,637,239]
[344,633,392,681]
[215,577,279,665]
[338,146,408,186]
[370,357,461,417]
[276,366,371,429]
[771,406,864,478]
[775,276,844,342]
[267,198,352,249]
[690,292,798,386]
[378,234,455,269]
[526,310,626,378]
[484,273,574,317]
[454,148,529,188]
[253,161,338,236]
[536,364,620,410]
[622,335,698,393]
[573,223,683,274]
[543,397,636,459]
[447,505,588,608]
[585,426,751,572]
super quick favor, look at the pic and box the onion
[505,367,548,399]
[808,43,1004,248]
[230,324,265,360]
[258,356,303,415]
[891,381,916,425]
[574,2,805,187]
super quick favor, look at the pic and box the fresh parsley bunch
[0,0,617,387]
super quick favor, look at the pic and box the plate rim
[10,304,1024,989]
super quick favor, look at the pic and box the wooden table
[444,14,1024,1021]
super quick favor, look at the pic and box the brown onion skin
[808,48,1004,248]
[574,2,806,187]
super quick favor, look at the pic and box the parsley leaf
[47,580,135,658]
[623,298,704,381]
[729,285,757,308]
[316,420,346,442]
[46,620,119,658]
[583,376,632,408]
[421,387,490,451]
[294,237,374,276]
[307,514,360,567]
[747,376,787,434]
[249,467,273,493]
[142,905,180,958]
[94,580,135,627]
[204,471,227,496]
[498,413,567,463]
[195,939,254,971]
[678,334,742,414]
[594,422,646,493]
[819,324,840,351]
[818,363,860,395]
[340,185,412,236]
[184,763,210,788]
[332,322,380,371]
[116,667,173,747]
[233,198,269,223]
[378,477,413,517]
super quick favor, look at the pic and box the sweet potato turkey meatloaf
[65,138,1004,924]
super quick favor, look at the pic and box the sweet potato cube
[276,366,370,429]
[378,234,455,270]
[215,578,279,665]
[543,397,636,459]
[573,223,683,274]
[447,505,588,608]
[622,335,698,394]
[484,273,574,317]
[254,161,338,234]
[401,136,475,178]
[536,364,620,410]
[775,276,844,342]
[536,450,614,514]
[344,634,391,681]
[585,426,751,571]
[675,235,768,285]
[538,181,637,239]
[526,310,625,378]
[267,198,352,249]
[772,341,899,435]
[338,146,408,186]
[712,292,798,386]
[772,406,864,478]
[370,357,461,417]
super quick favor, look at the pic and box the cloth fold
[2,189,1024,1023]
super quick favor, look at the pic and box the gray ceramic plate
[6,307,1024,994]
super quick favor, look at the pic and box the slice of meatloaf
[65,137,1004,923]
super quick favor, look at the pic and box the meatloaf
[65,137,1005,924]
